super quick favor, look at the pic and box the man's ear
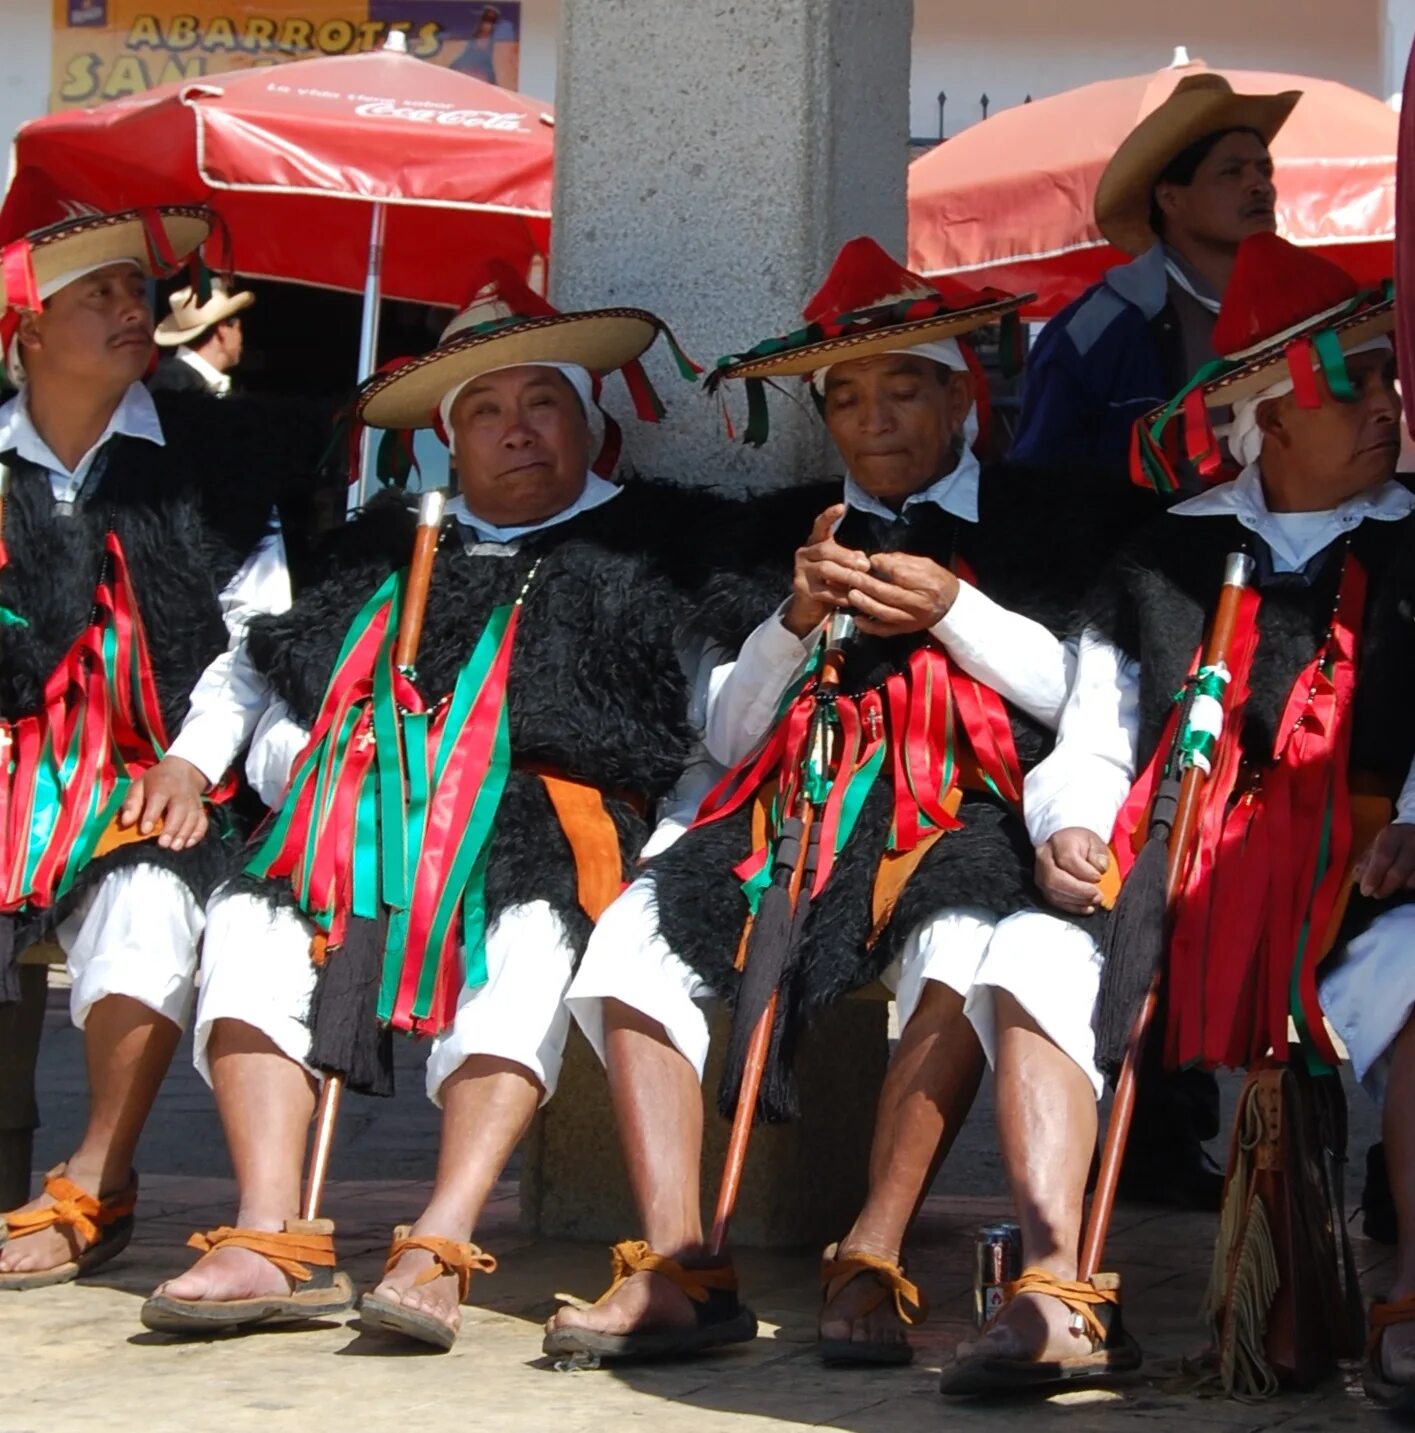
[1255,395,1288,448]
[1153,182,1182,223]
[15,310,42,358]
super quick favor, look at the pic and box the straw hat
[155,281,254,347]
[1094,73,1300,257]
[356,264,685,431]
[713,236,1028,384]
[0,205,215,311]
[1132,234,1391,492]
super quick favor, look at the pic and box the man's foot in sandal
[939,1267,1141,1395]
[818,1241,926,1365]
[358,1224,497,1352]
[141,1218,355,1335]
[0,1164,138,1291]
[542,1240,757,1362]
[1365,1293,1415,1409]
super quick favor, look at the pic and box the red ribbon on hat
[2,240,41,315]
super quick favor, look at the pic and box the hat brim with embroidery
[0,205,216,311]
[707,235,1031,446]
[1132,231,1392,494]
[1095,72,1300,257]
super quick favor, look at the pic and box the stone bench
[521,986,891,1249]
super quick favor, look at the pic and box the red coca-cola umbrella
[909,56,1397,320]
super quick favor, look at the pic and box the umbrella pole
[349,200,388,515]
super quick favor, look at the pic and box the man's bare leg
[821,980,984,1351]
[363,1055,542,1337]
[957,990,1097,1364]
[1,994,179,1273]
[1376,1017,1415,1382]
[546,999,705,1338]
[150,1019,315,1301]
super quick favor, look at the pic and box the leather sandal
[1364,1295,1415,1409]
[541,1239,758,1362]
[818,1241,927,1366]
[0,1165,138,1291]
[939,1267,1143,1395]
[358,1224,497,1352]
[140,1219,355,1335]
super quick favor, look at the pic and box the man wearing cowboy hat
[1012,72,1299,481]
[544,237,1149,1366]
[944,233,1415,1396]
[0,206,314,1291]
[144,263,760,1349]
[149,281,255,397]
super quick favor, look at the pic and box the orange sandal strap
[186,1226,337,1285]
[4,1169,137,1248]
[1001,1267,1119,1346]
[384,1233,496,1302]
[821,1245,927,1326]
[1369,1296,1415,1357]
[594,1240,738,1307]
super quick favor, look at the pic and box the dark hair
[1147,125,1268,236]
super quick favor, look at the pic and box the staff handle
[1079,552,1253,1280]
[301,488,447,1223]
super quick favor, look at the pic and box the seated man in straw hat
[944,233,1415,1396]
[1012,72,1297,484]
[145,264,759,1350]
[545,237,1150,1366]
[149,281,255,397]
[0,205,317,1290]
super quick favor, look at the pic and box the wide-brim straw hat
[155,283,255,346]
[712,235,1029,384]
[1095,73,1300,256]
[0,205,214,310]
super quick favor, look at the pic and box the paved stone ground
[2,985,1399,1433]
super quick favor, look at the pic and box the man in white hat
[544,237,1148,1367]
[143,264,751,1351]
[149,282,255,397]
[1012,73,1298,483]
[0,207,310,1292]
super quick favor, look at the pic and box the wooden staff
[708,611,853,1257]
[301,488,446,1222]
[1079,551,1254,1280]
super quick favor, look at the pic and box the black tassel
[717,817,804,1124]
[307,911,394,1097]
[0,914,17,1005]
[1092,830,1169,1081]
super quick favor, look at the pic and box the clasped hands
[782,503,960,639]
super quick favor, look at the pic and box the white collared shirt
[703,448,1073,768]
[446,471,621,547]
[176,346,231,396]
[1169,464,1415,573]
[0,380,291,788]
[0,381,164,507]
[1025,472,1415,847]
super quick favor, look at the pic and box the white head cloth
[437,360,595,453]
[810,338,979,445]
[5,257,145,388]
[1225,336,1393,468]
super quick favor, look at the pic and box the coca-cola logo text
[354,101,526,131]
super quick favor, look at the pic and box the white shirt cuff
[165,717,239,790]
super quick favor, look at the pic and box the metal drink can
[973,1222,1023,1329]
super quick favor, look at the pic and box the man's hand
[782,504,871,637]
[118,755,209,852]
[1035,827,1111,915]
[1356,822,1415,899]
[844,551,961,637]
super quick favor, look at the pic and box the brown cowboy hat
[155,281,254,346]
[1094,73,1300,257]
[0,205,214,310]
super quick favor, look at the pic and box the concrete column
[550,0,914,491]
[1382,0,1415,105]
